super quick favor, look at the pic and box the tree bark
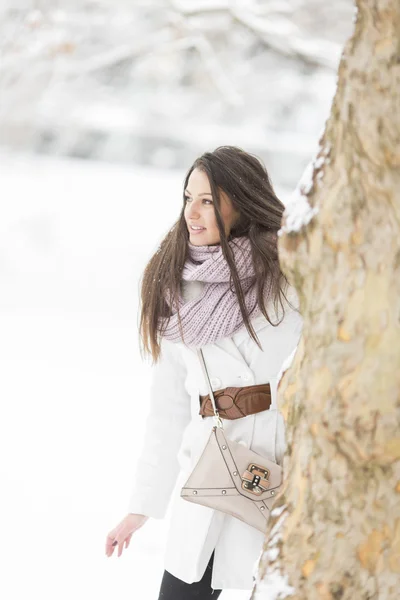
[253,1,400,598]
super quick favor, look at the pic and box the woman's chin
[190,234,220,246]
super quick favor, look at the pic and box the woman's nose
[186,201,200,219]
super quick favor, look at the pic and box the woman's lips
[189,226,206,235]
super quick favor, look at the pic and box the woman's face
[184,168,240,246]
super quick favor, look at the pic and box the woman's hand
[105,513,149,557]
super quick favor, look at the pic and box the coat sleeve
[126,338,192,519]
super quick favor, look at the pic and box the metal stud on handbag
[180,349,283,533]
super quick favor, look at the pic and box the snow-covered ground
[0,153,273,599]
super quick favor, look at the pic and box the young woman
[105,146,303,598]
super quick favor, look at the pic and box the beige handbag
[180,349,282,533]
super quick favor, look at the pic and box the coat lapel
[210,336,247,369]
[184,336,246,374]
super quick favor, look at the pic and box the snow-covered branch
[230,8,341,70]
[169,0,342,69]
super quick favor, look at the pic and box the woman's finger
[105,534,117,556]
[117,538,125,557]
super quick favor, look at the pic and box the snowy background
[1,0,354,187]
[0,1,354,598]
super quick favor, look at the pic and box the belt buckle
[241,463,270,495]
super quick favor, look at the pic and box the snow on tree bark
[253,1,400,599]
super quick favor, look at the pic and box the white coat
[127,281,303,591]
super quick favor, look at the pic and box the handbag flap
[214,427,282,502]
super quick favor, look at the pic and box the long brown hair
[139,145,295,362]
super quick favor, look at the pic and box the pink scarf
[160,236,262,347]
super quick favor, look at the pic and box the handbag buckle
[241,464,270,495]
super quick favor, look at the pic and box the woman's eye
[184,197,213,204]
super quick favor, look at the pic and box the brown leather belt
[199,383,272,420]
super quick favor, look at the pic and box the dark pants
[158,552,222,599]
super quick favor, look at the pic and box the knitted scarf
[160,236,262,347]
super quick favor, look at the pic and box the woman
[105,146,303,597]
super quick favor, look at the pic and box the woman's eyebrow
[184,190,212,196]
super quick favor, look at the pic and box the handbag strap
[196,349,223,429]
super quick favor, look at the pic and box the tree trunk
[253,1,400,599]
